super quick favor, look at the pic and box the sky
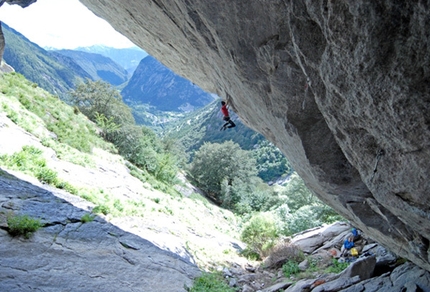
[0,0,136,49]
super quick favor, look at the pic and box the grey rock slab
[0,169,200,292]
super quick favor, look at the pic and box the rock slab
[0,170,200,292]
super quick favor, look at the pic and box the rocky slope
[68,0,430,272]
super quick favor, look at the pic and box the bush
[263,242,304,269]
[240,213,278,258]
[282,260,301,277]
[81,213,95,223]
[93,205,110,215]
[35,167,59,185]
[240,248,261,261]
[7,214,42,238]
[283,205,322,236]
[188,272,234,292]
[326,258,349,274]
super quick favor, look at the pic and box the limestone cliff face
[2,0,428,271]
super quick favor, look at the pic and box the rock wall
[77,0,430,271]
[1,0,428,271]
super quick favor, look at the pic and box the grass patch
[0,145,70,190]
[0,72,115,154]
[81,213,95,223]
[325,258,349,273]
[187,272,235,292]
[93,205,110,215]
[7,214,42,238]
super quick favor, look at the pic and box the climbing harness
[370,149,385,181]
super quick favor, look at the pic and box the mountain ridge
[121,56,215,112]
[2,22,90,96]
[53,49,128,86]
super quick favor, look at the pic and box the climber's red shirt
[221,104,229,117]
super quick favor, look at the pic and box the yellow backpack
[350,247,358,257]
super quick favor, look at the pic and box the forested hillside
[2,23,90,97]
[53,49,128,85]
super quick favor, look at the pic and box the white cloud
[0,0,135,49]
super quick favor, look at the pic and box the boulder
[291,222,350,254]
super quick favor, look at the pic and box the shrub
[81,213,95,223]
[113,199,124,212]
[187,272,234,292]
[7,214,42,238]
[35,168,59,185]
[240,248,261,261]
[263,242,304,269]
[282,260,300,278]
[326,258,349,274]
[93,205,110,215]
[240,213,278,258]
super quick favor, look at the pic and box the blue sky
[0,0,136,49]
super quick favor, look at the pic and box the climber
[341,236,355,257]
[220,100,236,131]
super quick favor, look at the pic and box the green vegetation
[189,141,285,214]
[280,256,350,281]
[0,71,347,290]
[2,23,87,98]
[7,214,43,238]
[0,72,114,155]
[93,205,110,215]
[0,145,76,194]
[275,173,344,236]
[81,213,95,223]
[326,258,349,273]
[68,79,181,185]
[282,260,301,277]
[187,272,235,292]
[240,213,278,258]
[253,140,292,182]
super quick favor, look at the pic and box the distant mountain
[121,56,215,113]
[53,50,128,86]
[1,23,91,96]
[75,45,148,76]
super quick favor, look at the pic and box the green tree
[68,80,179,184]
[282,173,315,212]
[68,79,134,126]
[94,112,120,139]
[274,172,344,235]
[222,176,284,214]
[189,141,257,203]
[253,140,293,182]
